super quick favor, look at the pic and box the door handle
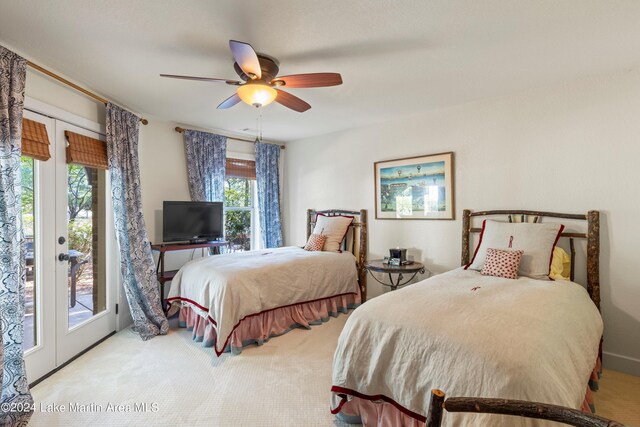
[58,253,70,262]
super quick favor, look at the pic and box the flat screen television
[162,201,224,243]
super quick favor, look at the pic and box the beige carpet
[31,315,352,426]
[30,314,639,426]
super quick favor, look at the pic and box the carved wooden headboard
[307,209,368,301]
[461,209,600,311]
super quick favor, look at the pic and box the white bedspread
[331,268,603,426]
[167,246,358,354]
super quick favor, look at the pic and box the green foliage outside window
[67,164,93,221]
[21,157,34,236]
[224,178,253,252]
[21,159,93,229]
[21,157,94,275]
[224,177,251,207]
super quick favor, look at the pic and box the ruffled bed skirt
[333,357,603,426]
[177,292,360,356]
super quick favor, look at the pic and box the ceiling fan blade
[275,90,311,112]
[229,40,262,80]
[272,73,343,88]
[160,74,240,85]
[217,93,242,109]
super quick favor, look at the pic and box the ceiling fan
[160,40,343,113]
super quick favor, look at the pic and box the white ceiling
[2,1,640,142]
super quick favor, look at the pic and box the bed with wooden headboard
[461,209,600,310]
[307,208,368,300]
[166,208,367,357]
[330,208,603,427]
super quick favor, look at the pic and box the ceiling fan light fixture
[163,40,342,112]
[237,83,277,108]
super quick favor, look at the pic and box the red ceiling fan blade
[160,74,240,85]
[217,93,242,109]
[275,90,311,112]
[229,40,262,80]
[272,73,342,88]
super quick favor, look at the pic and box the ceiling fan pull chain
[255,110,260,142]
[255,108,264,142]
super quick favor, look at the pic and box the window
[21,156,37,350]
[65,130,108,327]
[67,163,107,325]
[224,157,258,252]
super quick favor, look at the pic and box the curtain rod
[27,60,148,125]
[174,127,285,149]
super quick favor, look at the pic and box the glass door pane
[67,164,106,329]
[22,110,56,383]
[21,156,37,351]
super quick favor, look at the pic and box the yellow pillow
[550,247,571,280]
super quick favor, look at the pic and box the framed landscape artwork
[374,152,454,220]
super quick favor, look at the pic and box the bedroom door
[23,111,116,383]
[53,120,116,364]
[22,110,57,381]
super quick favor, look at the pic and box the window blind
[65,131,108,170]
[22,118,51,161]
[226,158,256,179]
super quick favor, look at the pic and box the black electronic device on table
[384,248,414,266]
[389,248,407,262]
[162,201,224,244]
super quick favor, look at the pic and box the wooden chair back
[426,389,625,427]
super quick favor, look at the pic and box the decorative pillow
[481,248,524,279]
[312,214,354,252]
[304,233,327,251]
[550,246,571,281]
[466,220,564,280]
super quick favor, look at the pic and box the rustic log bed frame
[461,209,603,379]
[426,389,624,427]
[307,209,368,301]
[445,211,608,425]
[461,209,601,310]
[331,209,608,426]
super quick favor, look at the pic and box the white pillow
[312,214,354,252]
[466,220,564,280]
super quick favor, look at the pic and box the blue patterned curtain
[0,45,33,426]
[255,141,283,248]
[106,103,168,340]
[183,130,226,202]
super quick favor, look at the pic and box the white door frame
[22,110,56,382]
[23,97,122,383]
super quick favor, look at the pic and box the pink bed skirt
[332,357,603,426]
[176,291,360,356]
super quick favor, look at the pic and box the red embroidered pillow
[481,248,524,280]
[304,233,327,251]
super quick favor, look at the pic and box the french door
[23,110,116,382]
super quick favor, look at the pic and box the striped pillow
[304,233,327,251]
[481,248,524,280]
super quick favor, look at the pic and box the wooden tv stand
[150,241,227,309]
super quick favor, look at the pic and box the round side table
[364,259,426,291]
